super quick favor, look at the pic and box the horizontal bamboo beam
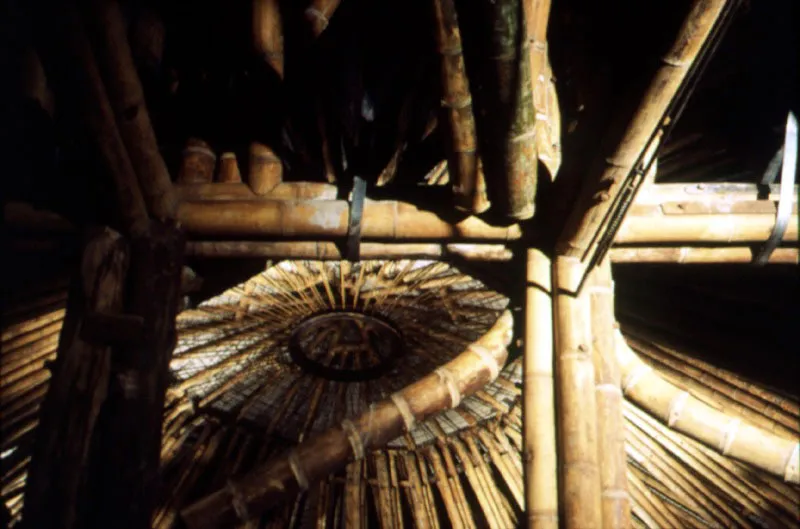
[175,182,337,202]
[181,311,514,528]
[177,200,521,241]
[608,246,799,264]
[614,330,800,484]
[615,213,798,244]
[185,241,513,261]
[558,0,730,259]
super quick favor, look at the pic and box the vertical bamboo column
[251,0,283,195]
[432,0,490,214]
[552,256,602,529]
[523,248,558,528]
[588,260,631,528]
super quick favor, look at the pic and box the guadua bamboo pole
[614,330,800,484]
[180,311,514,529]
[588,260,631,528]
[178,139,216,185]
[432,0,490,214]
[304,0,341,37]
[82,0,177,221]
[523,249,558,528]
[176,200,521,241]
[36,1,148,234]
[552,256,603,528]
[175,182,337,201]
[558,0,731,260]
[608,246,799,264]
[615,213,799,244]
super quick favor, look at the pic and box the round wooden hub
[288,312,404,382]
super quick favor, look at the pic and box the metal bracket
[753,112,797,266]
[345,176,367,261]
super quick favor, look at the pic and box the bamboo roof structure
[1,0,798,528]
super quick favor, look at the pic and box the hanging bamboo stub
[432,0,490,214]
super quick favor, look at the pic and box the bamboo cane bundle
[553,256,603,528]
[177,199,522,240]
[81,0,177,221]
[558,0,730,263]
[589,260,632,529]
[432,0,489,214]
[615,331,800,484]
[180,310,513,528]
[523,248,558,529]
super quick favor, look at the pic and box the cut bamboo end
[248,142,283,195]
[615,330,800,484]
[178,139,217,185]
[216,153,242,183]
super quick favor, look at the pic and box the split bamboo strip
[177,200,521,241]
[614,213,798,244]
[627,470,682,529]
[589,260,631,529]
[553,256,603,528]
[185,241,513,261]
[432,0,489,214]
[608,246,799,264]
[523,248,558,529]
[36,1,149,234]
[181,310,513,528]
[1,308,65,342]
[82,0,177,221]
[559,0,730,263]
[615,332,800,484]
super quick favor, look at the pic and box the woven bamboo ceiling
[1,0,799,528]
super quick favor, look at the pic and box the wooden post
[22,228,129,529]
[523,248,558,528]
[80,221,185,529]
[552,256,602,528]
[588,260,631,528]
[81,0,177,221]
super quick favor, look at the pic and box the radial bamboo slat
[432,0,489,214]
[589,260,631,529]
[523,248,558,529]
[552,256,602,528]
[180,310,513,528]
[558,0,731,269]
[615,331,800,484]
[82,0,177,221]
[177,200,521,241]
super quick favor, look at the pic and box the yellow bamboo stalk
[616,333,799,484]
[553,256,602,528]
[608,246,799,264]
[523,248,558,529]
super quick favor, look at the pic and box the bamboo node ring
[390,392,416,432]
[467,343,499,380]
[667,391,689,427]
[182,145,217,161]
[785,444,799,483]
[720,418,741,454]
[226,480,250,522]
[435,367,461,408]
[341,419,364,461]
[622,364,652,393]
[288,450,309,490]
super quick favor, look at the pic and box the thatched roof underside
[2,260,798,528]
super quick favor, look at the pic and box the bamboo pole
[216,153,242,183]
[304,0,341,37]
[178,139,217,184]
[175,182,337,201]
[523,248,558,528]
[82,0,177,221]
[185,241,513,261]
[608,246,799,264]
[614,331,800,484]
[552,256,603,528]
[181,310,513,528]
[432,0,489,214]
[177,200,522,240]
[615,213,799,244]
[589,260,631,529]
[36,0,148,234]
[558,0,731,261]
